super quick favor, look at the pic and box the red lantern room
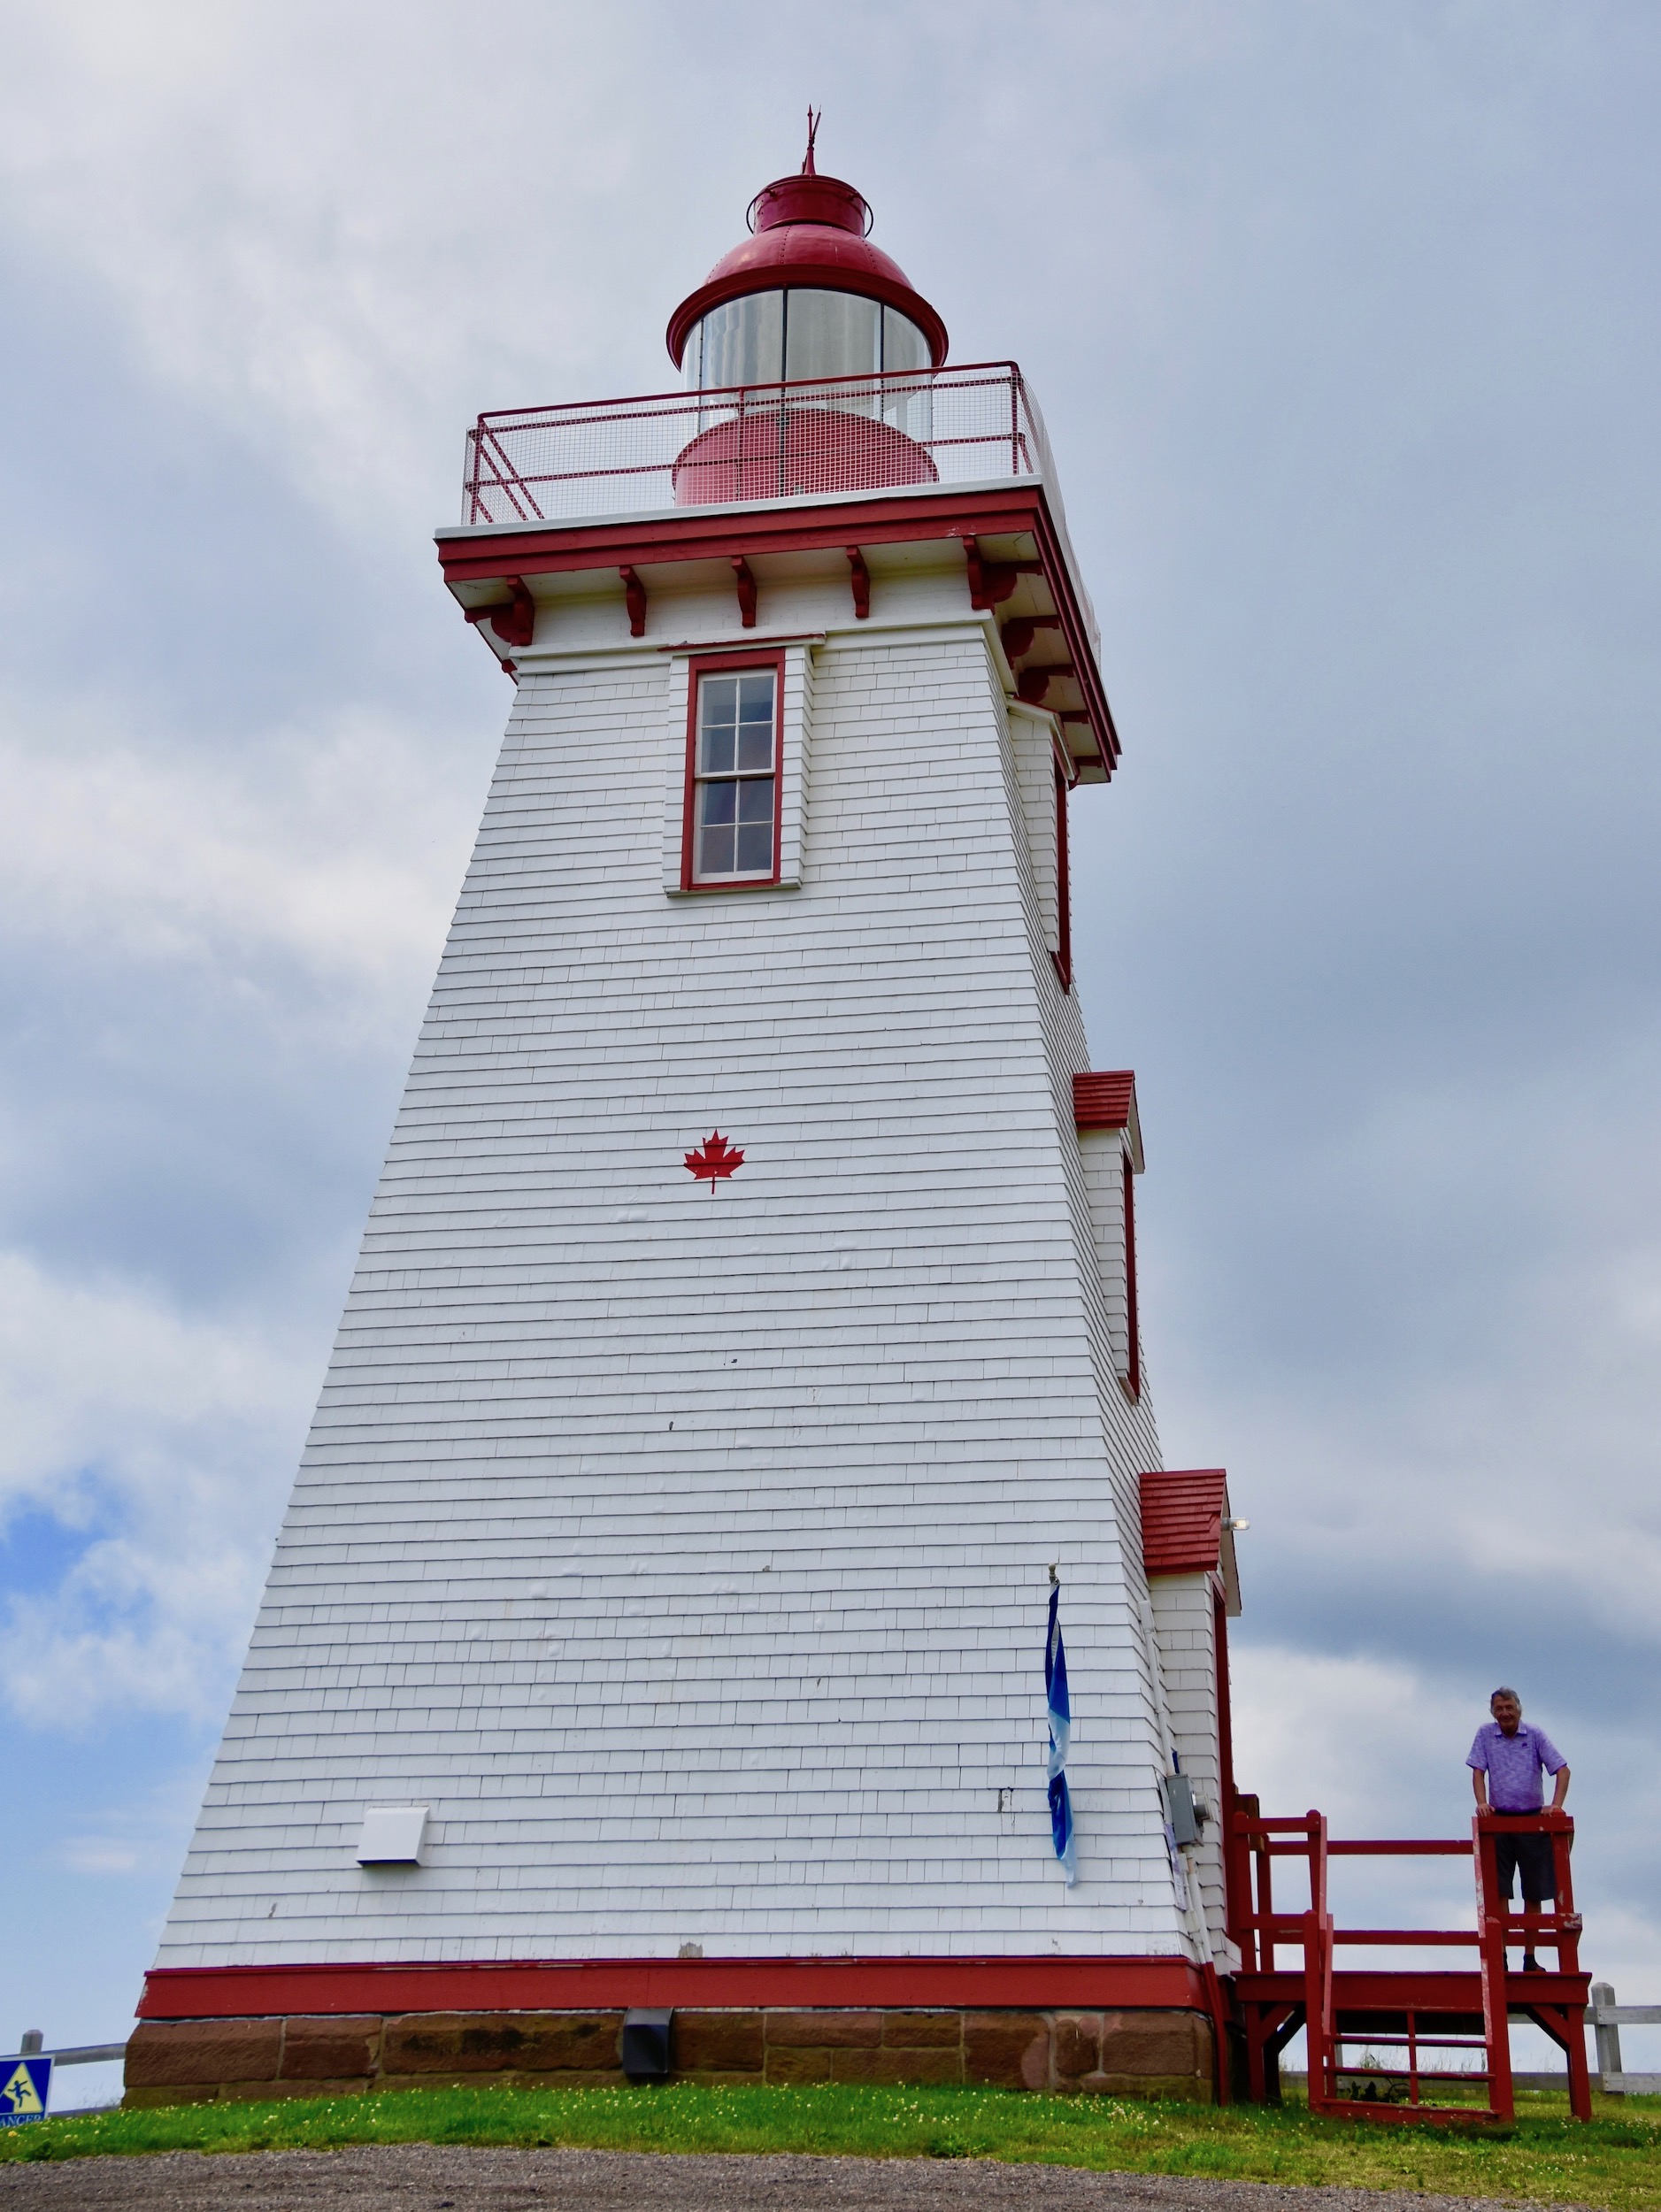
[666,125,950,505]
[666,124,949,385]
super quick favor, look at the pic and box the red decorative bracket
[960,536,1040,611]
[846,547,871,619]
[620,565,647,638]
[1017,663,1075,706]
[463,576,535,649]
[1000,616,1064,661]
[684,1131,745,1189]
[732,557,757,628]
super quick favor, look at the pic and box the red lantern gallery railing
[461,363,1052,526]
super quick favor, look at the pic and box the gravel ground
[0,2147,1588,2212]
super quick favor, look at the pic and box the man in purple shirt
[1467,1686,1570,1972]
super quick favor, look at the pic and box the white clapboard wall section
[158,557,1188,1968]
[1148,1575,1231,1958]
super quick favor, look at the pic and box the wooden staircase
[1227,1799,1592,2122]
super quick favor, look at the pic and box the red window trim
[1051,759,1073,991]
[680,647,787,894]
[1121,1152,1141,1401]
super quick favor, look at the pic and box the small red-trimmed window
[685,661,781,887]
[1122,1153,1141,1400]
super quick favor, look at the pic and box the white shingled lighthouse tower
[129,129,1245,2106]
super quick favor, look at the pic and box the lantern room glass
[683,290,931,391]
[689,294,783,391]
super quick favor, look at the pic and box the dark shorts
[1494,1830,1556,1901]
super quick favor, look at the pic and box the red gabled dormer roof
[1073,1070,1143,1171]
[1139,1467,1242,1615]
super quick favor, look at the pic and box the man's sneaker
[1522,1955,1544,1973]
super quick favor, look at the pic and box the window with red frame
[688,665,779,886]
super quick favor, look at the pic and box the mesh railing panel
[462,363,1042,525]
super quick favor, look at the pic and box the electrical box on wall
[1163,1774,1202,1848]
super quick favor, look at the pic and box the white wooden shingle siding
[156,556,1205,1970]
[1077,1129,1135,1389]
[1148,1575,1233,1962]
[1009,702,1062,958]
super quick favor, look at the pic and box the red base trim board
[138,1955,1209,2021]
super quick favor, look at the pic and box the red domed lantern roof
[665,131,949,371]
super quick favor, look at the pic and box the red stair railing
[1473,1809,1588,2122]
[1228,1805,1591,2123]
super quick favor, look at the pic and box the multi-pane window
[692,669,778,882]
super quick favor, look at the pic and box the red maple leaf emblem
[684,1130,745,1188]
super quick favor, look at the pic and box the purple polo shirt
[1467,1721,1566,1811]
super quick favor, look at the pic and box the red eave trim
[1141,1467,1229,1579]
[137,1954,1210,2021]
[436,485,1119,776]
[1020,498,1121,769]
[435,490,1042,580]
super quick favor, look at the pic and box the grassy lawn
[4,2082,1661,2204]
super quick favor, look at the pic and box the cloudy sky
[2,0,1657,2091]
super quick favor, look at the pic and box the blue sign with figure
[0,2056,51,2124]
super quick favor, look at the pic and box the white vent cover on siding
[355,1806,428,1865]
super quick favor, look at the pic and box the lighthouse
[127,134,1244,2107]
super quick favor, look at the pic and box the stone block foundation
[125,2006,1214,2108]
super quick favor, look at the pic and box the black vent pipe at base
[620,2008,673,2083]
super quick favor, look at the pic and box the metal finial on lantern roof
[803,106,820,175]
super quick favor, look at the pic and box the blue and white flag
[1045,1582,1078,1886]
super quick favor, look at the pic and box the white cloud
[0,1248,319,1726]
[0,0,663,532]
[61,1840,138,1874]
[1231,1645,1483,1932]
[1233,1643,1473,1834]
[0,0,1242,539]
[0,1250,299,1502]
[0,692,478,1023]
[58,1759,216,1882]
[1157,1141,1661,1654]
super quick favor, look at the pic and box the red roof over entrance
[1140,1466,1231,1578]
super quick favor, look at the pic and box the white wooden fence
[14,2029,128,2068]
[1589,1983,1661,2096]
